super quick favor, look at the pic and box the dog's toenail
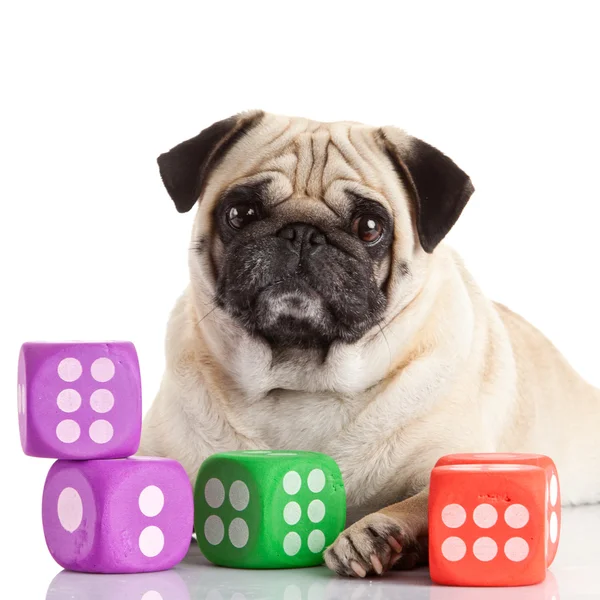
[371,554,383,574]
[351,561,367,577]
[388,536,402,552]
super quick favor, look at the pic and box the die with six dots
[435,453,561,567]
[18,342,141,459]
[429,459,554,586]
[42,457,193,573]
[195,450,346,568]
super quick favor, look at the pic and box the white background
[1,1,599,596]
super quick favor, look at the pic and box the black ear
[380,128,474,253]
[157,110,264,213]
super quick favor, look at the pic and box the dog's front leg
[324,489,429,577]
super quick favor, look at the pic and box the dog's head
[157,112,473,350]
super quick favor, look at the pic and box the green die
[194,450,346,568]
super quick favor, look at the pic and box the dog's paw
[324,512,411,578]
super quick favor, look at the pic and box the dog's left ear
[379,127,474,253]
[157,110,264,213]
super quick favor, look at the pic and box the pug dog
[139,111,600,577]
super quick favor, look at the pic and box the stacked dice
[18,342,193,573]
[429,452,561,587]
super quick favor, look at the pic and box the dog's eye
[226,204,261,230]
[352,215,384,244]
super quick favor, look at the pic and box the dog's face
[157,112,473,350]
[213,182,391,347]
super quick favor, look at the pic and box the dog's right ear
[157,110,264,213]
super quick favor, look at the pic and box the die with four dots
[42,457,193,573]
[195,450,346,568]
[435,453,561,566]
[429,458,555,586]
[18,342,141,459]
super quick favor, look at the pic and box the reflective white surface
[41,505,599,600]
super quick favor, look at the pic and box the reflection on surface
[428,572,559,600]
[46,542,559,600]
[46,568,190,600]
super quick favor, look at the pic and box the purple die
[42,457,193,573]
[18,341,141,459]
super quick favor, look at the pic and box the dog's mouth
[254,278,333,347]
[215,235,388,349]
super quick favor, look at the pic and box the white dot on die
[284,501,302,525]
[505,504,529,529]
[57,389,81,413]
[308,529,326,553]
[308,499,326,523]
[141,592,163,600]
[441,504,467,528]
[441,537,467,562]
[473,537,498,561]
[283,471,302,495]
[229,480,250,511]
[57,487,83,532]
[229,518,249,548]
[550,474,559,507]
[90,389,115,413]
[283,585,302,600]
[56,419,81,443]
[550,511,559,543]
[205,478,225,509]
[139,485,164,517]
[58,358,82,382]
[504,537,529,562]
[473,504,498,529]
[283,532,302,556]
[204,515,225,545]
[307,469,326,493]
[89,420,114,444]
[91,357,115,382]
[139,525,165,557]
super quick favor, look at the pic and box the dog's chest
[243,389,354,452]
[239,390,406,521]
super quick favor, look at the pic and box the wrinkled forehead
[198,114,408,218]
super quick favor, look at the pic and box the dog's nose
[277,223,327,253]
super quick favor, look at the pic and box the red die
[429,570,560,600]
[429,463,548,587]
[436,453,561,566]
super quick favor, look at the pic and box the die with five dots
[43,457,193,573]
[18,342,142,459]
[429,453,560,586]
[195,450,346,568]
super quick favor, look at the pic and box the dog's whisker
[377,322,392,369]
[197,305,218,326]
